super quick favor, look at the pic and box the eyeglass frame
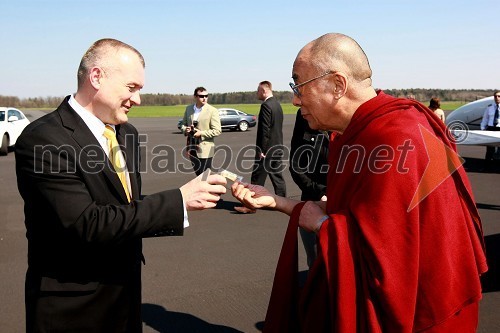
[289,71,334,97]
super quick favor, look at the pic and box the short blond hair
[77,38,145,89]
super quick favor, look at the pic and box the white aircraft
[445,96,500,146]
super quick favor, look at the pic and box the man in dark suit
[251,81,287,196]
[15,38,226,332]
[235,81,286,213]
[289,109,329,267]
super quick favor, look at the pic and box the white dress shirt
[68,95,132,197]
[480,103,500,130]
[193,104,203,122]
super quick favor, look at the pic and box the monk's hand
[315,199,327,211]
[299,201,328,233]
[231,181,276,210]
[180,170,227,210]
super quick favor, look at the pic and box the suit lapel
[58,99,130,203]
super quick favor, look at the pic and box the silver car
[177,108,257,132]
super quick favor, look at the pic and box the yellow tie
[103,125,131,202]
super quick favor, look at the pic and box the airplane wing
[451,130,500,146]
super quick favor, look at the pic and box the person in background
[181,87,221,175]
[232,32,487,332]
[289,108,329,268]
[480,91,500,169]
[235,81,286,214]
[429,97,445,122]
[251,81,286,196]
[15,38,226,332]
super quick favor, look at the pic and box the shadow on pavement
[463,157,500,173]
[476,203,500,211]
[214,199,256,215]
[481,234,500,293]
[214,199,239,211]
[251,271,311,333]
[142,303,243,333]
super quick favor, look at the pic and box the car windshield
[0,111,5,122]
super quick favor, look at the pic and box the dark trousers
[485,126,500,162]
[299,228,317,268]
[189,152,212,176]
[251,157,287,197]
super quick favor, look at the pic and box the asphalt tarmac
[1,110,499,332]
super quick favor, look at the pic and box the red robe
[264,91,487,332]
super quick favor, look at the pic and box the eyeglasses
[495,95,500,98]
[197,94,209,98]
[289,71,334,97]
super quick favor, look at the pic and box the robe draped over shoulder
[264,91,487,333]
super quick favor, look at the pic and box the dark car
[177,108,256,132]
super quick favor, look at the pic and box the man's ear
[332,72,348,100]
[89,67,104,89]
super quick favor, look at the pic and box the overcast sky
[1,0,499,98]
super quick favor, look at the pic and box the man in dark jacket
[289,109,329,267]
[251,81,287,196]
[235,81,286,214]
[16,38,226,332]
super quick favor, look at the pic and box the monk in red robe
[232,33,487,332]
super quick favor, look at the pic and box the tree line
[1,89,497,109]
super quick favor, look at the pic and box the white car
[0,107,30,155]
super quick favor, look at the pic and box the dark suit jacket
[289,110,329,201]
[16,97,184,332]
[255,96,284,156]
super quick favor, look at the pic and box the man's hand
[231,182,276,210]
[193,129,202,138]
[180,171,227,210]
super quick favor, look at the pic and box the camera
[187,120,200,147]
[190,120,199,134]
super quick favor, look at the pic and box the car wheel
[238,121,249,132]
[0,134,9,156]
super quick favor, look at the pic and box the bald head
[291,33,377,133]
[300,33,372,84]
